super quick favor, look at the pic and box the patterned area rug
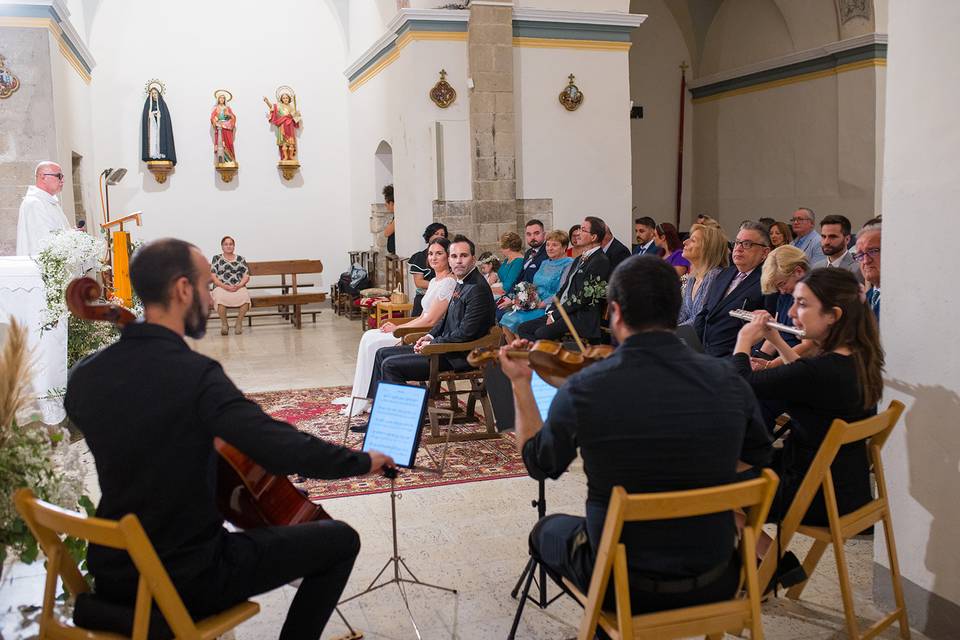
[247,386,527,500]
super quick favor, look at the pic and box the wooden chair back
[755,400,911,640]
[573,469,779,640]
[13,489,258,640]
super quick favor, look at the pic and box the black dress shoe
[349,423,368,433]
[765,551,807,594]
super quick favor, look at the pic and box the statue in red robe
[211,90,237,164]
[263,89,301,161]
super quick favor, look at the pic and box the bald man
[16,161,70,256]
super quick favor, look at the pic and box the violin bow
[551,296,587,353]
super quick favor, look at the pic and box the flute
[729,308,806,339]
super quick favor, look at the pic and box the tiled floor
[0,311,930,639]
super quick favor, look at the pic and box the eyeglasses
[852,247,881,263]
[42,173,65,181]
[732,239,769,250]
[789,217,811,223]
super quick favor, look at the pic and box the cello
[64,277,330,528]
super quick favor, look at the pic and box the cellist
[64,238,394,640]
[498,255,772,615]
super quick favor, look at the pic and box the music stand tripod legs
[508,478,565,640]
[339,477,457,640]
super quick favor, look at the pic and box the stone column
[467,1,516,255]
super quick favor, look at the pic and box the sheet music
[362,383,428,467]
[530,372,558,421]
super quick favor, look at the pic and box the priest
[16,161,70,256]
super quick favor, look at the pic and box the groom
[362,235,496,414]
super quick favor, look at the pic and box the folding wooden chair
[396,326,503,444]
[568,469,779,640]
[13,489,259,640]
[757,400,911,639]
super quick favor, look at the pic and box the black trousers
[529,514,740,615]
[366,344,455,398]
[96,521,359,640]
[517,316,569,342]
[412,293,425,317]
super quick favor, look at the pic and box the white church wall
[628,0,694,230]
[347,37,470,263]
[514,45,633,242]
[87,0,351,279]
[49,32,94,226]
[874,1,960,634]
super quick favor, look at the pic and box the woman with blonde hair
[677,223,729,325]
[500,229,573,341]
[754,245,815,367]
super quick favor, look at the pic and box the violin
[468,340,614,388]
[64,277,330,528]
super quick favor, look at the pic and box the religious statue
[263,86,301,180]
[141,80,176,183]
[211,89,238,182]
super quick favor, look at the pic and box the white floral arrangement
[512,281,539,311]
[34,229,106,330]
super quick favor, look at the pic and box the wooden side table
[374,301,413,328]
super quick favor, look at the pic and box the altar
[0,256,67,424]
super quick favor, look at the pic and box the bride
[335,236,455,415]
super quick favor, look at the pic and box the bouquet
[35,229,106,330]
[512,281,539,311]
[567,275,608,307]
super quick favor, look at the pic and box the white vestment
[16,185,70,256]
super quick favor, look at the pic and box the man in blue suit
[632,217,659,256]
[694,221,778,356]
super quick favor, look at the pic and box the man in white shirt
[813,214,863,282]
[789,207,824,264]
[16,161,70,255]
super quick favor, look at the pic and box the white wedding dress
[334,275,456,415]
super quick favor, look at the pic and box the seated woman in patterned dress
[210,235,251,335]
[499,229,573,342]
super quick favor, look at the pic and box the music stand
[338,383,457,640]
[507,372,565,639]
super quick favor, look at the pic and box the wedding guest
[601,225,632,270]
[854,222,882,320]
[790,207,825,264]
[478,252,503,296]
[567,224,583,258]
[654,222,690,276]
[814,214,862,282]
[500,230,573,342]
[631,216,659,256]
[497,231,525,300]
[408,222,448,316]
[335,237,455,417]
[677,224,729,326]
[210,236,251,335]
[769,221,793,248]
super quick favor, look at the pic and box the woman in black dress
[733,268,883,582]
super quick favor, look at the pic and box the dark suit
[632,241,659,257]
[694,265,777,357]
[519,244,548,283]
[517,248,611,342]
[604,237,632,271]
[368,267,496,395]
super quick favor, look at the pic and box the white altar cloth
[0,256,67,424]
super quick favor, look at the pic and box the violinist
[498,256,772,614]
[64,239,395,640]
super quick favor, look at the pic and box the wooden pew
[246,260,326,329]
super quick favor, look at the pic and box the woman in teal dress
[497,231,525,299]
[501,229,572,340]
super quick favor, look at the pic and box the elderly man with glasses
[694,221,778,356]
[16,161,71,256]
[853,220,882,320]
[788,207,825,264]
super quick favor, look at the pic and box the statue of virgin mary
[141,81,177,164]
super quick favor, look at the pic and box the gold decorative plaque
[429,69,456,108]
[0,55,20,100]
[558,74,584,112]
